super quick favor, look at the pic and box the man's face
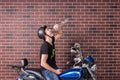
[45,27,54,37]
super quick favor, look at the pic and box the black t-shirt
[40,37,57,69]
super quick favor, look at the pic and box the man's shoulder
[41,41,48,47]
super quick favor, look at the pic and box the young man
[38,24,63,80]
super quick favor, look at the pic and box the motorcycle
[7,43,96,80]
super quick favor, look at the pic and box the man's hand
[53,18,68,31]
[55,69,62,75]
[53,24,61,31]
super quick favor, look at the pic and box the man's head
[38,25,53,40]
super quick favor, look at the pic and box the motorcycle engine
[82,67,91,79]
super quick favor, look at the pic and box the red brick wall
[0,0,120,80]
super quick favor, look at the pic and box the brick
[27,42,34,45]
[64,15,72,18]
[110,5,118,8]
[68,5,76,9]
[106,15,114,18]
[23,15,31,18]
[109,24,117,28]
[90,8,97,12]
[27,5,34,9]
[106,33,113,36]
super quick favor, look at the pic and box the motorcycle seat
[25,68,42,74]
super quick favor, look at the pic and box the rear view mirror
[21,58,28,67]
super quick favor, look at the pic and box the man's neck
[45,37,52,45]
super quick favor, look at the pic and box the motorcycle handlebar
[7,65,21,71]
[7,64,30,77]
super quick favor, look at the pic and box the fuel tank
[59,68,84,80]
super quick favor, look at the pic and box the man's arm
[53,19,68,40]
[53,24,63,40]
